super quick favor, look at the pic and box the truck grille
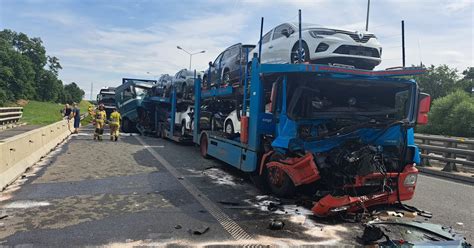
[334,45,381,58]
[336,31,375,43]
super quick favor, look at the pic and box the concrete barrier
[0,119,70,190]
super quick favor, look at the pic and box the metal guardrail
[0,107,23,126]
[415,133,474,172]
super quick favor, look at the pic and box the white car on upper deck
[250,22,382,70]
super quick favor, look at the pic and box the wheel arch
[291,39,310,61]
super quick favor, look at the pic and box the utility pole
[365,0,370,31]
[90,82,93,101]
[402,20,406,67]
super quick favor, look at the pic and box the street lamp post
[176,46,205,70]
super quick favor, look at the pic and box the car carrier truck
[96,87,117,118]
[189,54,431,217]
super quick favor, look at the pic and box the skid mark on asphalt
[135,136,253,241]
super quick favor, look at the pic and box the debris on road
[268,220,285,230]
[190,226,210,235]
[174,224,182,229]
[359,225,386,245]
[201,168,240,186]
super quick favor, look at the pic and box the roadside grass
[22,100,92,126]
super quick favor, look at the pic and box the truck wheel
[160,125,166,138]
[265,165,296,197]
[225,120,234,135]
[122,119,131,133]
[200,134,210,159]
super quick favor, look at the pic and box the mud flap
[266,153,320,186]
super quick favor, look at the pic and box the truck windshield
[100,95,115,104]
[286,77,414,121]
[134,86,149,98]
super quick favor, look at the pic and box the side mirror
[281,29,290,38]
[417,93,431,125]
[208,61,214,67]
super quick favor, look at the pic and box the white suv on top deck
[251,22,382,70]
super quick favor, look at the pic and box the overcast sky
[1,0,472,99]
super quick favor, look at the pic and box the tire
[200,134,210,159]
[181,121,186,136]
[225,120,234,135]
[122,118,131,133]
[265,154,296,197]
[290,42,310,64]
[222,70,230,86]
[160,125,166,138]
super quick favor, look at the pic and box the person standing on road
[88,104,95,117]
[72,103,81,134]
[64,104,72,131]
[109,107,121,141]
[94,104,107,141]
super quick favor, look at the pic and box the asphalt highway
[0,126,471,246]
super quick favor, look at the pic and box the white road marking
[2,200,50,209]
[135,136,252,241]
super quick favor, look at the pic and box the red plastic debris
[266,153,320,186]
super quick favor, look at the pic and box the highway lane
[0,128,355,246]
[0,126,471,246]
[408,174,474,240]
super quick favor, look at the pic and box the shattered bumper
[312,165,418,217]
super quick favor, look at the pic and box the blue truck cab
[193,56,431,216]
[115,78,156,133]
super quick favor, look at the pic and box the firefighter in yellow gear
[94,104,107,141]
[109,107,121,141]
[88,104,95,117]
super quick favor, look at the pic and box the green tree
[47,56,62,76]
[414,65,461,100]
[456,67,474,93]
[63,82,85,104]
[0,37,36,100]
[0,29,73,104]
[37,70,63,102]
[418,90,474,137]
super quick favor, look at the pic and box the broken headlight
[403,173,418,186]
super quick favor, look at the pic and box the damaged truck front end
[260,74,431,217]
